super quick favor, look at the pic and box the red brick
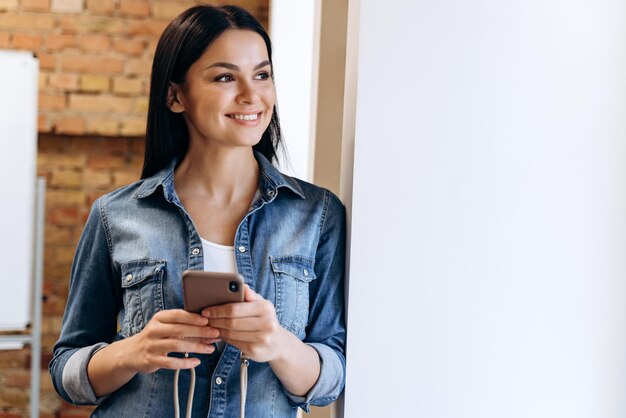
[80,75,110,92]
[119,0,150,17]
[126,20,167,36]
[120,117,145,136]
[0,412,23,418]
[39,72,47,89]
[48,73,79,90]
[46,190,86,207]
[38,153,86,168]
[11,32,42,49]
[152,1,194,19]
[50,207,81,225]
[0,350,29,368]
[59,15,122,34]
[39,93,66,111]
[87,118,119,136]
[101,137,131,153]
[44,225,74,245]
[2,370,30,388]
[51,0,83,13]
[21,0,51,11]
[112,37,145,56]
[45,34,76,50]
[84,169,112,188]
[125,58,152,75]
[68,94,133,113]
[61,55,124,73]
[38,53,56,70]
[87,154,127,169]
[113,77,142,95]
[47,246,76,264]
[38,114,50,132]
[85,0,114,15]
[54,116,86,135]
[0,0,17,12]
[113,170,139,187]
[0,13,55,30]
[50,169,82,188]
[0,32,9,48]
[79,34,111,52]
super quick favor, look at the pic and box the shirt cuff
[285,343,345,412]
[61,343,110,405]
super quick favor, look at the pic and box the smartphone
[182,270,245,313]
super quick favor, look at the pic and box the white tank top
[200,237,236,273]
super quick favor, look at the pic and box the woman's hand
[201,286,287,363]
[122,309,220,374]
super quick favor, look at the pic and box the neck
[174,144,259,205]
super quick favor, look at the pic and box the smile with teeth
[228,113,260,121]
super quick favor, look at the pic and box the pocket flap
[270,256,316,282]
[120,259,166,288]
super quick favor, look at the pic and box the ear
[166,82,185,113]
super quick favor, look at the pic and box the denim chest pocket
[270,256,316,336]
[120,259,166,337]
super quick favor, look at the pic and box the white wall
[269,0,321,181]
[0,51,38,334]
[343,1,626,417]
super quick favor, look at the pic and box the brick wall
[0,1,269,416]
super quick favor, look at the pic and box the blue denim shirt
[49,152,346,417]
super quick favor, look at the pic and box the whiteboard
[0,50,38,331]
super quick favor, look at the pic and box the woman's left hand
[201,285,286,363]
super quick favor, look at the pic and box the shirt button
[238,246,246,253]
[303,269,309,277]
[215,377,223,385]
[247,206,254,212]
[191,248,200,255]
[125,274,133,282]
[267,189,276,197]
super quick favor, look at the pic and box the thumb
[244,284,260,302]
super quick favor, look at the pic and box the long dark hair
[141,5,283,179]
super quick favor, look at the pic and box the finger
[154,323,220,339]
[244,284,259,302]
[154,309,209,326]
[162,338,217,355]
[202,300,263,319]
[218,329,265,344]
[186,337,222,345]
[158,356,202,370]
[208,317,263,332]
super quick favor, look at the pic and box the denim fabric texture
[49,152,346,418]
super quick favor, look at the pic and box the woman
[49,5,346,417]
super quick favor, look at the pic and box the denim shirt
[49,152,346,418]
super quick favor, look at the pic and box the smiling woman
[48,5,346,418]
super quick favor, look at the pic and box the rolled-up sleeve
[49,198,121,405]
[286,190,347,411]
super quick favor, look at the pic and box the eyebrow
[205,60,271,72]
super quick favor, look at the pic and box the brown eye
[255,71,271,81]
[215,74,234,82]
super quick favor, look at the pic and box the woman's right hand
[122,309,220,374]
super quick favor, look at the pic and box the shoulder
[285,176,345,226]
[91,178,148,214]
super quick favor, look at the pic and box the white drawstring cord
[174,353,196,418]
[240,353,249,418]
[173,351,249,418]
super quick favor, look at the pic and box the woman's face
[169,29,275,149]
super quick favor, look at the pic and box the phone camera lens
[228,281,239,292]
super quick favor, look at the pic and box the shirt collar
[133,151,305,201]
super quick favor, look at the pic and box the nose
[236,79,260,105]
